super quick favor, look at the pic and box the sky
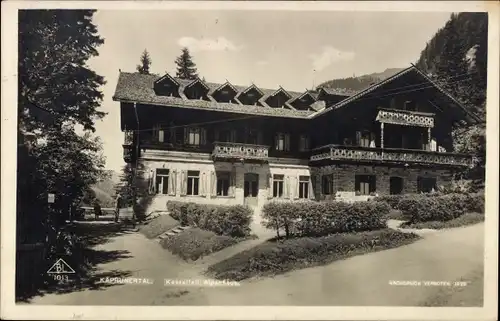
[87,10,453,172]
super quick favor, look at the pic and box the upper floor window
[187,170,200,196]
[218,129,232,142]
[299,135,310,152]
[153,125,165,143]
[184,127,206,146]
[155,168,169,194]
[298,176,310,199]
[275,133,290,151]
[273,174,284,198]
[356,131,374,148]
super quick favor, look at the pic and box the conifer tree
[136,49,152,74]
[175,47,198,79]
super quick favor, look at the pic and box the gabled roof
[185,77,210,91]
[153,73,180,87]
[289,90,317,105]
[267,86,292,100]
[238,83,265,97]
[310,65,482,125]
[211,81,239,95]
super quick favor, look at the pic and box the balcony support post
[380,122,384,149]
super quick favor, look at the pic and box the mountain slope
[316,67,405,92]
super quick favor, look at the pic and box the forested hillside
[416,12,487,119]
[416,12,487,190]
[317,68,404,92]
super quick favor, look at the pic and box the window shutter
[229,169,236,196]
[210,171,217,196]
[168,170,176,196]
[147,170,153,194]
[201,128,207,146]
[284,134,290,151]
[200,172,207,196]
[267,174,273,199]
[158,130,165,143]
[180,170,187,195]
[294,175,300,200]
[284,175,290,199]
[230,129,237,143]
[308,176,315,200]
[184,128,189,145]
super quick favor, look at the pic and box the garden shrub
[207,228,420,281]
[401,212,484,229]
[261,200,390,238]
[166,201,252,237]
[398,194,468,223]
[160,228,239,261]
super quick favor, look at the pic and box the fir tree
[175,47,198,79]
[136,49,152,74]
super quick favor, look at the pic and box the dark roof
[113,72,314,119]
[113,67,480,124]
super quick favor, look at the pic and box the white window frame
[188,127,201,146]
[298,175,310,199]
[187,170,200,196]
[155,169,169,195]
[273,174,284,198]
[275,133,290,151]
[153,125,165,143]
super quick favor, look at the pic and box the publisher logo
[47,258,75,274]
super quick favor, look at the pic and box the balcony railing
[311,144,473,167]
[123,130,134,163]
[212,142,270,162]
[376,108,435,128]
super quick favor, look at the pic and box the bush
[207,229,420,281]
[401,212,484,229]
[398,194,468,223]
[166,201,252,237]
[373,195,404,209]
[160,228,239,261]
[261,200,390,238]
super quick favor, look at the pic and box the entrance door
[390,177,404,195]
[244,173,259,207]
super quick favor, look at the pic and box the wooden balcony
[212,142,270,162]
[376,108,435,128]
[311,145,474,167]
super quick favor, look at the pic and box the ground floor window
[298,175,310,199]
[322,174,334,195]
[355,175,376,195]
[155,168,169,194]
[417,177,437,193]
[216,171,230,196]
[273,174,284,197]
[187,170,200,195]
[389,176,404,195]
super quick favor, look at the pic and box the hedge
[166,201,252,237]
[261,200,390,238]
[374,192,484,214]
[207,229,420,281]
[397,193,485,223]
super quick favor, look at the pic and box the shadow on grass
[17,222,136,302]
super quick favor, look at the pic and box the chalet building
[113,65,480,214]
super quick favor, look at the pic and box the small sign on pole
[48,193,55,204]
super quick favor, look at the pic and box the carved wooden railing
[376,108,435,128]
[311,144,473,167]
[212,142,270,161]
[123,130,134,163]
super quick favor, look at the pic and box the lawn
[401,212,484,230]
[206,228,420,281]
[160,228,254,261]
[139,214,180,239]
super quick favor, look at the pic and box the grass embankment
[207,229,420,281]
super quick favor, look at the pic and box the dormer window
[212,82,238,103]
[184,78,210,101]
[238,85,264,106]
[290,92,317,111]
[154,74,181,97]
[265,88,292,108]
